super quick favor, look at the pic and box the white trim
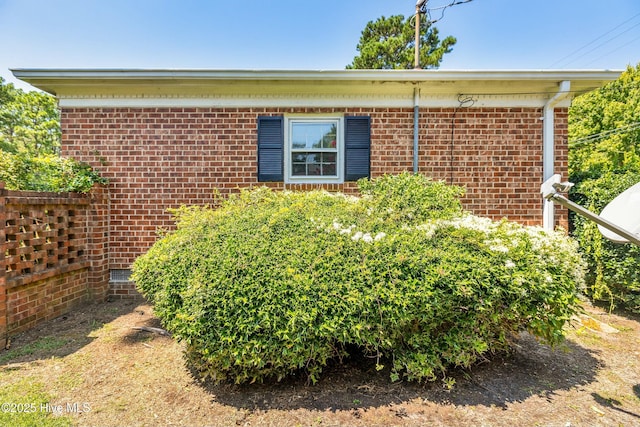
[11,68,622,82]
[284,115,345,184]
[57,93,570,109]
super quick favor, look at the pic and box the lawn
[0,297,638,426]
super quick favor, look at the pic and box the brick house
[13,69,619,296]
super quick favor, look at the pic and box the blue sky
[1,0,639,91]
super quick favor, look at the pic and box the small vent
[110,269,132,282]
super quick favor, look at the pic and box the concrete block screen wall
[60,105,567,271]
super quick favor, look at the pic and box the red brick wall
[415,107,569,227]
[0,189,5,346]
[7,269,89,334]
[61,106,568,270]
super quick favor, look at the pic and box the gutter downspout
[542,80,571,230]
[413,87,420,173]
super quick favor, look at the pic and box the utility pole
[415,0,427,69]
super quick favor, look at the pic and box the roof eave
[11,68,623,83]
[10,68,622,106]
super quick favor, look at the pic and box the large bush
[570,171,640,312]
[132,173,585,384]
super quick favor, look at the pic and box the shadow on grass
[591,300,640,322]
[592,392,640,419]
[195,331,601,411]
[119,316,169,345]
[0,298,144,367]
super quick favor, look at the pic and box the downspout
[413,87,420,173]
[542,80,571,230]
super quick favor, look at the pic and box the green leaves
[0,78,105,193]
[0,78,61,156]
[569,63,640,179]
[0,152,106,193]
[568,64,640,313]
[571,171,640,313]
[132,173,585,384]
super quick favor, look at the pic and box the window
[287,117,343,183]
[257,115,370,183]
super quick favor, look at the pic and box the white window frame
[284,114,344,184]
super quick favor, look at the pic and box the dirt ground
[1,296,639,427]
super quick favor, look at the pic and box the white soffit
[11,68,621,109]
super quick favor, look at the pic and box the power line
[569,121,640,148]
[422,0,473,25]
[580,33,640,68]
[568,20,640,68]
[549,12,640,68]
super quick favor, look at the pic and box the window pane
[292,163,306,176]
[308,163,321,175]
[291,122,337,149]
[322,128,337,148]
[290,152,338,177]
[292,153,307,163]
[323,162,336,176]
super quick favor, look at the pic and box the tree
[568,63,640,313]
[0,77,103,192]
[347,15,456,70]
[569,63,640,181]
[0,77,61,155]
[0,77,14,105]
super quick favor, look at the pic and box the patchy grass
[0,298,639,426]
[0,376,73,427]
[0,337,71,364]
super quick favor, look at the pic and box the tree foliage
[347,15,456,69]
[0,77,104,192]
[569,64,640,181]
[0,152,105,193]
[568,63,640,312]
[571,171,640,313]
[0,77,61,155]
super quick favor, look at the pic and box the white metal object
[598,181,640,243]
[541,174,640,246]
[542,81,572,230]
[413,87,420,173]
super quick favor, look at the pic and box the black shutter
[257,116,284,182]
[344,116,371,181]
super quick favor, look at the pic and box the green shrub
[571,171,640,312]
[357,172,465,224]
[0,152,105,193]
[132,173,585,384]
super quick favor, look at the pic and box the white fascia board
[11,68,622,82]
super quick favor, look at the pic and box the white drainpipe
[413,87,420,173]
[542,80,571,230]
